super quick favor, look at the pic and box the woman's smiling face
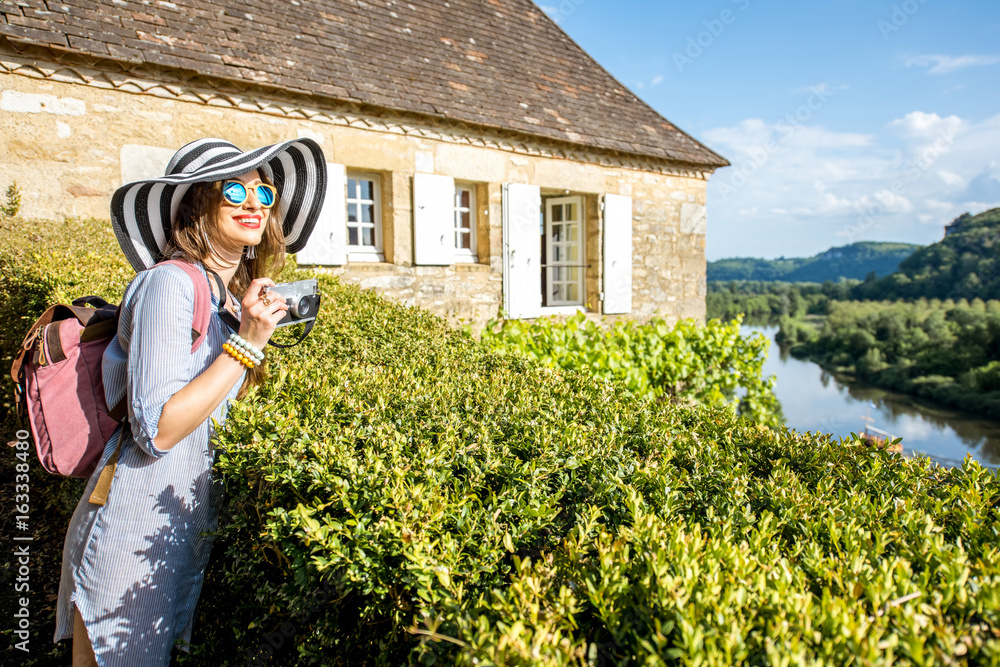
[217,169,270,251]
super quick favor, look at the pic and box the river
[745,326,1000,470]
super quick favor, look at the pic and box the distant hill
[851,208,1000,301]
[708,241,922,283]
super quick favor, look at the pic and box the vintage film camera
[263,279,321,328]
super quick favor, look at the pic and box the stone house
[0,0,728,327]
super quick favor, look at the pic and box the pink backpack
[10,260,219,497]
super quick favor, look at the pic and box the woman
[54,137,328,666]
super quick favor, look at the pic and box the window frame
[453,182,477,263]
[345,171,383,262]
[542,195,586,308]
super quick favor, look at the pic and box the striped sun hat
[110,137,327,272]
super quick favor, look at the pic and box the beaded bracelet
[223,333,265,369]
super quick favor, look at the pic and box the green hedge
[2,217,999,666]
[480,313,783,427]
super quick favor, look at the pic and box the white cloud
[702,120,872,155]
[906,54,1000,74]
[539,5,562,22]
[704,111,1000,259]
[702,118,769,151]
[937,170,965,188]
[923,199,957,213]
[791,126,873,149]
[957,200,1000,213]
[629,74,665,91]
[888,111,964,140]
[917,200,960,224]
[894,420,939,441]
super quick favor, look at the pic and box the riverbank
[788,347,1000,422]
[776,300,1000,421]
[747,326,1000,469]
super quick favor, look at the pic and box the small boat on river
[860,405,903,453]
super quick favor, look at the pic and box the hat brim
[111,138,327,272]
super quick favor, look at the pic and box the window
[542,196,585,307]
[346,172,382,261]
[453,183,476,262]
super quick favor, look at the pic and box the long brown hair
[162,173,286,397]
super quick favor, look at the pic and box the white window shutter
[413,172,455,265]
[603,193,633,314]
[502,183,542,319]
[297,163,347,266]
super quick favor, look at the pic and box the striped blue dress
[54,260,245,666]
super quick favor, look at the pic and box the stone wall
[0,57,711,329]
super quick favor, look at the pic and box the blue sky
[541,0,1000,260]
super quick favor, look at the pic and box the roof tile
[0,0,727,167]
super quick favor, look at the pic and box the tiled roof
[0,0,728,168]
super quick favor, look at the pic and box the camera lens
[293,295,315,319]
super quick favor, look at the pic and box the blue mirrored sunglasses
[222,181,278,208]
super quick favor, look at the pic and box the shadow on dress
[86,467,221,665]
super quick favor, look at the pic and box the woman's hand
[238,278,289,350]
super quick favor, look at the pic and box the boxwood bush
[480,312,783,426]
[1,216,998,666]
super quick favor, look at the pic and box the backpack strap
[205,268,227,311]
[88,260,216,507]
[203,266,243,335]
[88,422,128,506]
[158,259,215,353]
[72,295,110,310]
